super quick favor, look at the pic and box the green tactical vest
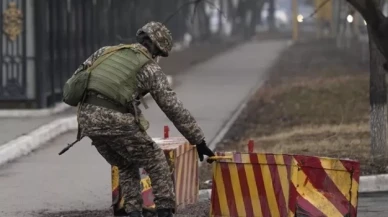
[86,45,153,131]
[63,44,152,107]
[87,46,151,106]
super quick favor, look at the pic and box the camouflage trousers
[78,103,175,213]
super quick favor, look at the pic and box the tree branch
[345,0,388,66]
[163,0,201,24]
[307,0,330,19]
[163,0,226,25]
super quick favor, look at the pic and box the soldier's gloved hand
[196,140,215,163]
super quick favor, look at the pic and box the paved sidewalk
[0,108,76,145]
[143,40,287,141]
[0,40,288,216]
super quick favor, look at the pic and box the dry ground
[34,201,211,217]
[199,38,384,188]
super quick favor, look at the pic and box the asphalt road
[357,192,388,217]
[0,134,110,217]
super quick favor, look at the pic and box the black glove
[196,140,215,163]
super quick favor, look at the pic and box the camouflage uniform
[77,22,205,215]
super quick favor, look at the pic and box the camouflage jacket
[78,43,205,145]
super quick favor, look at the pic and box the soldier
[75,21,216,217]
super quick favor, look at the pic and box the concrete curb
[0,103,72,118]
[0,76,173,118]
[0,116,78,166]
[359,174,388,193]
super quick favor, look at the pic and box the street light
[347,14,354,23]
[297,14,303,23]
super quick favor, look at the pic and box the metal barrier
[111,126,198,216]
[209,151,360,217]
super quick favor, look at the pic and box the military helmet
[136,21,173,57]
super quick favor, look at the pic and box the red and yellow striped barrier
[112,136,198,216]
[210,152,360,217]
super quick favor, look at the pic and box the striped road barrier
[209,151,360,217]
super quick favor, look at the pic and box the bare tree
[345,0,388,162]
[368,17,388,161]
[257,0,266,25]
[247,0,265,37]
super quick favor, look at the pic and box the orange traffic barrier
[209,152,360,217]
[111,136,198,215]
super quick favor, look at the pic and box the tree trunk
[197,3,211,41]
[257,0,266,25]
[247,0,258,37]
[227,0,235,21]
[267,0,276,31]
[368,0,388,161]
[233,0,245,36]
[218,0,223,36]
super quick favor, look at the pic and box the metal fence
[0,0,248,109]
[0,0,27,106]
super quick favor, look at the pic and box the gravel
[34,200,211,217]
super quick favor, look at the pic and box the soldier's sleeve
[138,62,205,145]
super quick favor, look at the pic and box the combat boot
[143,208,157,217]
[156,208,174,217]
[127,211,143,217]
